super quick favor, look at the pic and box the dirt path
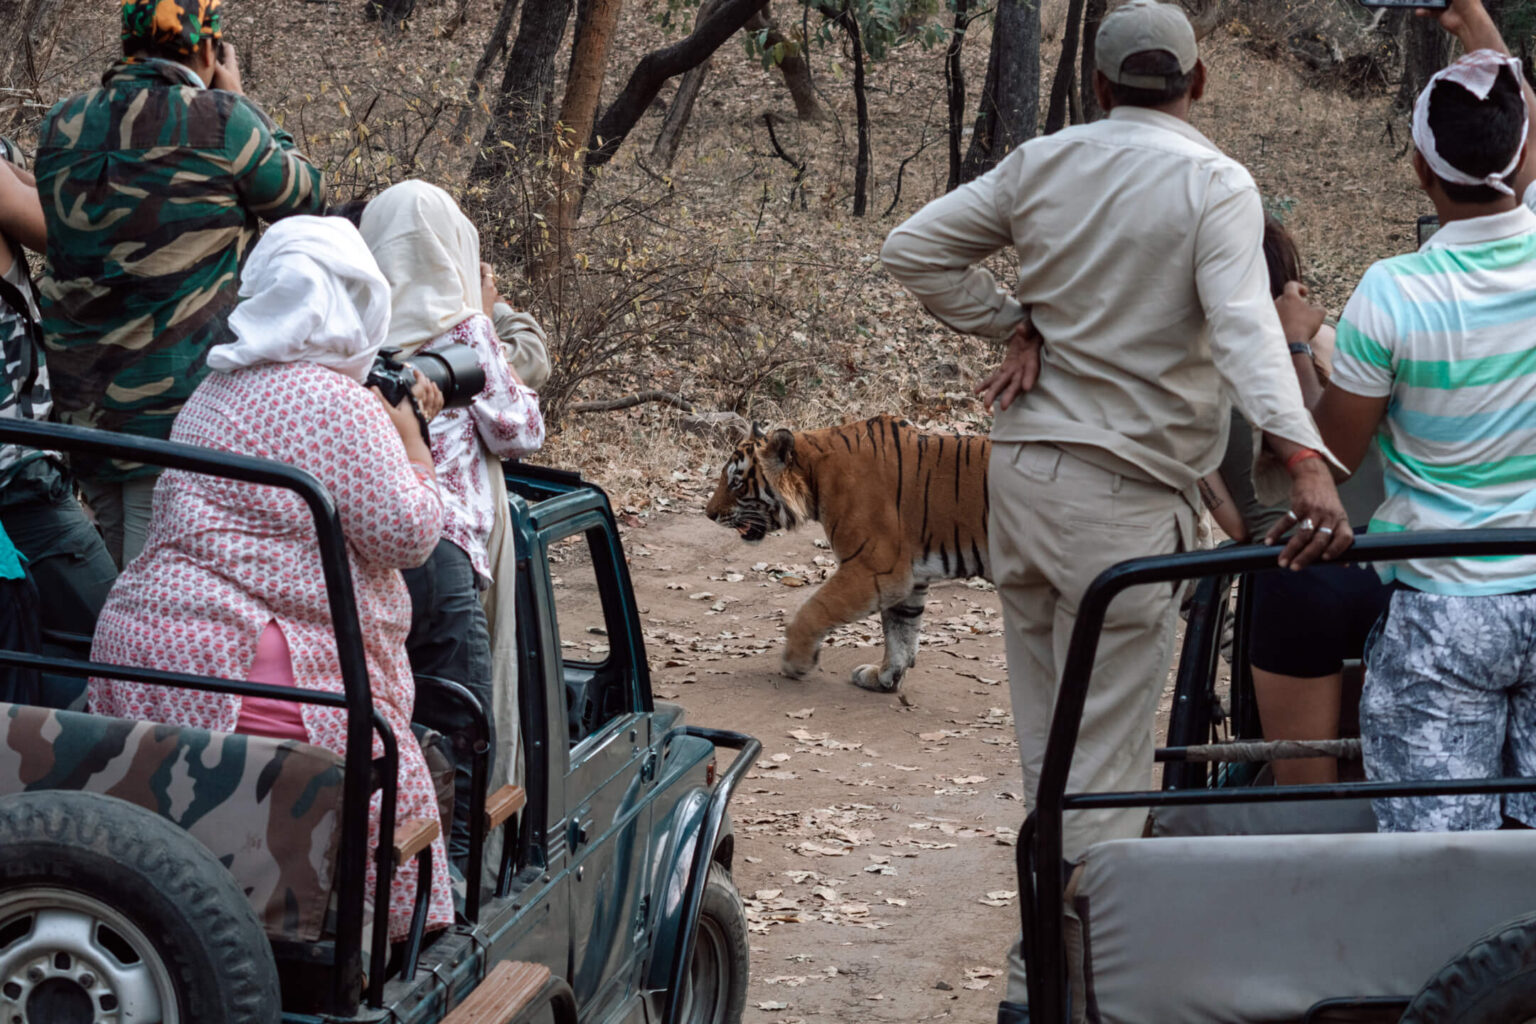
[616,510,1029,1023]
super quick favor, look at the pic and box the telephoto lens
[405,345,486,409]
[366,345,486,411]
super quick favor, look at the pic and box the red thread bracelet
[1284,447,1322,472]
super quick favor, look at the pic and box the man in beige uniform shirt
[881,2,1350,1018]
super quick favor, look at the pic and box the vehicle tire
[1401,911,1536,1024]
[676,863,749,1024]
[0,791,280,1024]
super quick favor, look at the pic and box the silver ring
[1285,510,1299,522]
[1300,518,1316,532]
[1317,526,1334,536]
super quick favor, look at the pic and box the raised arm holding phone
[1310,0,1536,835]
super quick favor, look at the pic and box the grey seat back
[1076,830,1536,1023]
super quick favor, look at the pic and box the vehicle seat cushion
[1076,830,1536,1024]
[0,701,345,941]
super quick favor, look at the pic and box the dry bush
[466,155,841,425]
[1227,0,1399,96]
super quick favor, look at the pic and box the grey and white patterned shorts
[1360,589,1536,832]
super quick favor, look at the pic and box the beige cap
[1095,0,1198,88]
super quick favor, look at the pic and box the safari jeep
[1018,533,1536,1024]
[0,418,759,1024]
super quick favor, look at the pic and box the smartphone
[1417,214,1440,248]
[1357,0,1448,7]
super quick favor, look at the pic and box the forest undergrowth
[11,0,1429,511]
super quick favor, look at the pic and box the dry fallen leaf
[786,707,815,719]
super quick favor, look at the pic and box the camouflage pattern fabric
[0,701,344,941]
[34,59,324,481]
[121,0,222,56]
[0,254,50,478]
[1361,590,1536,832]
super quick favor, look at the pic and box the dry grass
[18,0,1432,508]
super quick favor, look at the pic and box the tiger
[704,415,991,692]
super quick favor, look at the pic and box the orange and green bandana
[121,0,222,56]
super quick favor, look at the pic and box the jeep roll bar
[0,420,400,1016]
[1018,528,1536,1023]
[659,725,760,1024]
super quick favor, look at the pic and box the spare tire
[1401,911,1536,1024]
[0,790,280,1024]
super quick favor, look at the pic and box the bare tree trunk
[959,0,1040,181]
[652,64,710,166]
[584,0,771,173]
[443,0,474,37]
[651,0,726,166]
[1044,0,1084,132]
[845,5,870,216]
[1397,13,1451,111]
[945,0,970,191]
[538,0,624,277]
[472,0,578,182]
[746,7,824,120]
[365,0,416,28]
[470,0,522,97]
[1078,0,1106,122]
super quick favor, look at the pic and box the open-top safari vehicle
[0,418,759,1024]
[1018,532,1536,1024]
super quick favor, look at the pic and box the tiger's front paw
[780,653,812,680]
[851,664,901,692]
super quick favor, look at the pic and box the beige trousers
[989,442,1193,1009]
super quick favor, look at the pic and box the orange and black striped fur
[704,416,990,692]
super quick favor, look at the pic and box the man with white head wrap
[1314,0,1536,835]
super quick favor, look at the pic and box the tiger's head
[705,426,812,543]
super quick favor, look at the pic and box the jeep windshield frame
[0,419,390,1016]
[1020,528,1536,1023]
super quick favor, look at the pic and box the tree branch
[585,0,771,173]
[569,389,697,413]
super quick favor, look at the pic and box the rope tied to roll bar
[1157,738,1362,763]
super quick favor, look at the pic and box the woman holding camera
[360,181,544,868]
[89,215,454,942]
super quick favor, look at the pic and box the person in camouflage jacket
[34,0,325,566]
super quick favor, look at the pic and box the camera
[366,345,486,411]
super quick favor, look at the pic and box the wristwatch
[1288,341,1314,359]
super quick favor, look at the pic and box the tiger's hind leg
[851,584,929,692]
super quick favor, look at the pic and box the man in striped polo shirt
[1319,0,1536,831]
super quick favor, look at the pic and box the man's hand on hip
[1264,455,1354,570]
[976,319,1042,414]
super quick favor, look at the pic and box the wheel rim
[0,887,178,1024]
[677,915,730,1024]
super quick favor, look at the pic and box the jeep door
[536,512,655,1024]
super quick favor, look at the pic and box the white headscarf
[1413,50,1529,198]
[358,180,484,356]
[209,215,392,382]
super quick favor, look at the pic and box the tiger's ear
[765,428,795,468]
[751,421,767,441]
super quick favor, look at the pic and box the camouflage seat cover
[0,701,343,941]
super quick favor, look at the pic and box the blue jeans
[403,539,494,865]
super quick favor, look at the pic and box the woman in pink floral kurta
[89,217,454,941]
